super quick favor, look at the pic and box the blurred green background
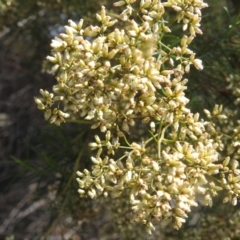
[0,0,239,239]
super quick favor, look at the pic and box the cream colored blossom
[35,0,240,235]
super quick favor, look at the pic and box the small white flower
[51,38,64,48]
[193,59,203,70]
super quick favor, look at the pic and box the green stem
[158,125,169,159]
[42,149,82,239]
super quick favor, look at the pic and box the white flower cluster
[35,0,240,234]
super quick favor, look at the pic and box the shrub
[35,0,240,238]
